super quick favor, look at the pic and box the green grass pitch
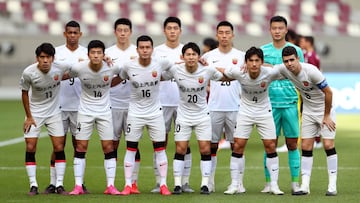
[0,100,359,203]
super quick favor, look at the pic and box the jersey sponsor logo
[232,58,238,65]
[303,81,309,87]
[152,71,158,78]
[53,74,59,81]
[198,76,204,84]
[103,75,109,82]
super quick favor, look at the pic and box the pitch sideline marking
[0,132,48,147]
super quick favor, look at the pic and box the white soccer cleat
[238,184,246,193]
[270,185,284,195]
[261,183,271,193]
[224,184,239,195]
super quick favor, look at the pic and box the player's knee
[153,141,166,151]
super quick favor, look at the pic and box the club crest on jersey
[53,74,59,81]
[260,81,266,88]
[303,81,309,87]
[198,76,204,84]
[232,58,238,65]
[103,75,109,82]
[152,71,158,78]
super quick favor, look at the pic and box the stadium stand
[0,0,359,37]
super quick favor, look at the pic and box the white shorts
[234,112,276,140]
[301,110,336,139]
[174,114,212,142]
[76,112,114,141]
[162,106,177,134]
[24,113,64,138]
[126,112,166,142]
[62,111,78,136]
[111,108,128,141]
[210,111,238,143]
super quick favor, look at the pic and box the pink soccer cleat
[131,183,140,194]
[120,185,132,195]
[69,185,84,195]
[104,185,121,195]
[160,185,172,196]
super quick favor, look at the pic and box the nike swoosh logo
[132,74,138,77]
[212,60,219,63]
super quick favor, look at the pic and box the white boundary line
[0,132,47,147]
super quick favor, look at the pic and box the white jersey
[225,66,280,116]
[120,57,173,117]
[19,63,68,118]
[202,48,244,111]
[153,43,183,107]
[69,61,121,115]
[105,44,137,109]
[55,44,88,111]
[163,63,223,121]
[275,62,328,115]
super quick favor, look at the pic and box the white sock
[26,165,38,187]
[266,156,279,187]
[182,152,192,185]
[211,155,217,183]
[230,156,241,187]
[155,150,168,186]
[153,153,160,185]
[124,150,136,186]
[239,156,245,186]
[104,158,116,187]
[50,165,56,186]
[200,159,211,186]
[132,161,140,184]
[55,161,66,187]
[173,159,184,186]
[73,158,85,186]
[327,154,338,191]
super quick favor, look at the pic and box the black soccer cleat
[200,185,210,195]
[172,186,182,195]
[56,185,68,195]
[43,184,56,194]
[28,186,39,196]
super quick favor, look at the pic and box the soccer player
[152,16,194,193]
[221,46,284,195]
[299,35,322,149]
[105,18,141,194]
[162,42,224,195]
[276,46,337,196]
[20,43,67,195]
[68,40,121,195]
[260,16,304,194]
[201,20,244,193]
[119,35,172,196]
[44,20,88,194]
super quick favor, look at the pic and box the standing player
[105,18,141,194]
[276,46,337,196]
[221,47,284,195]
[68,40,121,195]
[44,20,88,194]
[201,20,244,193]
[162,42,224,195]
[20,43,67,195]
[299,35,322,149]
[152,16,194,193]
[119,35,172,196]
[260,15,304,194]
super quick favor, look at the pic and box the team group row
[21,16,337,197]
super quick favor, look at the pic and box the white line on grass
[0,132,48,147]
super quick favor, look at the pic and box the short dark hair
[65,20,81,29]
[136,35,153,47]
[304,36,314,46]
[87,40,105,53]
[216,21,234,31]
[203,38,218,50]
[163,16,181,28]
[35,43,55,57]
[114,18,132,30]
[282,46,298,57]
[245,46,263,62]
[285,29,299,45]
[270,15,288,27]
[182,42,200,55]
